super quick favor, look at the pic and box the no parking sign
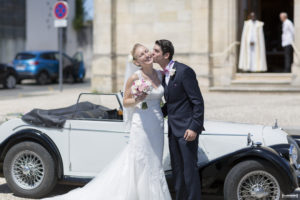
[53,1,69,91]
[53,1,68,27]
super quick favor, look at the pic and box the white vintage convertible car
[0,93,299,200]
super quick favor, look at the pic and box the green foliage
[73,0,85,31]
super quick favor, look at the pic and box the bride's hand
[136,93,147,102]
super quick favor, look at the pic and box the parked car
[13,51,85,85]
[0,93,299,199]
[0,63,18,89]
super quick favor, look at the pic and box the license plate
[16,65,26,70]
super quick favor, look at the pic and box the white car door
[68,94,128,177]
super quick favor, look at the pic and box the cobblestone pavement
[0,85,300,199]
[1,86,299,128]
[0,177,224,200]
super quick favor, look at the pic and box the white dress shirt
[164,60,175,85]
[282,19,294,47]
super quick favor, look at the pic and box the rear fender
[0,128,63,179]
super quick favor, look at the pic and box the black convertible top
[22,101,115,128]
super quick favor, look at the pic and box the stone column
[292,0,300,85]
[211,0,237,87]
[91,0,117,92]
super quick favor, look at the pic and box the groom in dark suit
[152,39,204,200]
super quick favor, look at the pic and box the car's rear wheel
[224,160,281,200]
[3,141,57,198]
[36,72,49,85]
[3,74,17,89]
[64,72,75,83]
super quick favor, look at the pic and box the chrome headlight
[289,144,298,168]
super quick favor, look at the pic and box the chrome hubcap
[11,151,44,190]
[238,170,280,200]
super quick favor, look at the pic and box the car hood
[164,120,288,146]
[203,120,288,146]
[203,120,264,141]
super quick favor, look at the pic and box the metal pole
[208,0,214,87]
[59,27,63,92]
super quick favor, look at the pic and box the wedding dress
[43,69,172,200]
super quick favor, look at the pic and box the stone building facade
[92,0,300,92]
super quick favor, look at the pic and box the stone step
[231,73,293,86]
[233,73,292,81]
[231,79,291,85]
[210,86,300,92]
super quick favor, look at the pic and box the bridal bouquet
[131,79,152,109]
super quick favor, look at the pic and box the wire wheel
[11,150,45,190]
[237,170,280,200]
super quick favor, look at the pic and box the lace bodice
[135,69,164,108]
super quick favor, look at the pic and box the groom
[152,39,204,200]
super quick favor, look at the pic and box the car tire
[3,74,17,89]
[36,72,49,85]
[64,72,75,84]
[224,160,281,200]
[3,141,57,198]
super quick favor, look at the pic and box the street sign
[54,19,67,27]
[53,1,68,20]
[53,1,68,28]
[53,1,69,92]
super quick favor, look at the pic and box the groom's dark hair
[155,39,174,61]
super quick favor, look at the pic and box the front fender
[200,146,298,194]
[0,128,63,179]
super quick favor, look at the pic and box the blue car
[13,51,85,85]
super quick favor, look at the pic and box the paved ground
[0,81,300,199]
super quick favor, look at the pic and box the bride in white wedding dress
[43,43,172,200]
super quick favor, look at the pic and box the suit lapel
[165,62,177,102]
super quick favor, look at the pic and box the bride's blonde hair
[131,43,143,61]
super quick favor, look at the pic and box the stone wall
[92,0,215,93]
[92,0,300,92]
[293,0,300,85]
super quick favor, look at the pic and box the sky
[83,0,93,21]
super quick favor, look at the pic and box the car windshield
[15,53,36,60]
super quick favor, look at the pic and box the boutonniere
[170,68,176,76]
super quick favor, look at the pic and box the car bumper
[17,72,37,79]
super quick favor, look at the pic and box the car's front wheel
[224,160,281,200]
[3,141,57,198]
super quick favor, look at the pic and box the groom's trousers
[169,131,201,200]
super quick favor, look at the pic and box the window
[40,53,55,60]
[53,53,73,67]
[15,53,36,60]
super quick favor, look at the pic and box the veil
[123,55,140,131]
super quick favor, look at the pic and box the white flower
[145,80,151,86]
[135,80,142,86]
[131,85,138,94]
[128,54,133,62]
[170,68,176,76]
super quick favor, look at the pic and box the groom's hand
[184,129,197,141]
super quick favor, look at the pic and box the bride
[43,43,172,200]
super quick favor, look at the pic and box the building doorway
[237,0,294,73]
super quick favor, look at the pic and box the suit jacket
[162,61,204,137]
